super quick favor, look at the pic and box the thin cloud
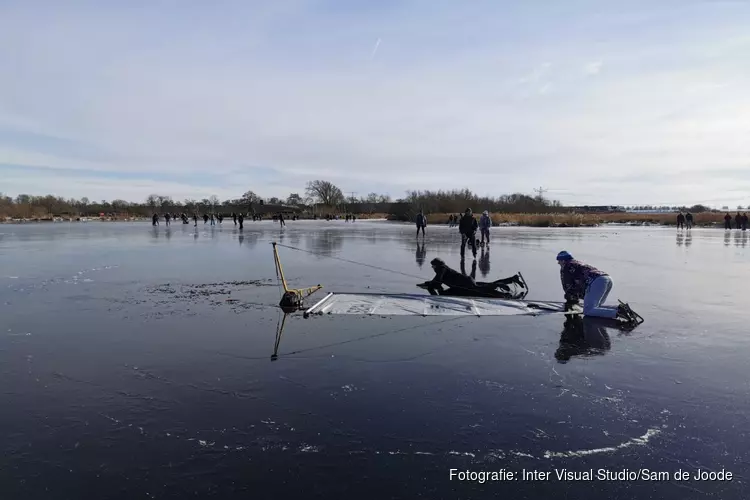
[584,61,603,75]
[518,62,552,84]
[371,38,381,59]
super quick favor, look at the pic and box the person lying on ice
[556,251,637,323]
[418,258,524,297]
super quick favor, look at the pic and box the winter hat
[556,250,573,261]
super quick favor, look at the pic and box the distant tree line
[0,181,394,219]
[403,189,564,214]
[0,180,736,219]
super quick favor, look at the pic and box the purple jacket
[560,260,607,301]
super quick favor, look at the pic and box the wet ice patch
[141,279,277,314]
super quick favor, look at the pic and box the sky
[1,0,750,207]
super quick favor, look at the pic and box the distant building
[625,208,676,214]
[568,206,626,213]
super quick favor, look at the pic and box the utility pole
[347,192,357,214]
[534,186,547,201]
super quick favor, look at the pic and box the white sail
[304,292,574,317]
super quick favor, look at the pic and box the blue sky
[1,0,750,206]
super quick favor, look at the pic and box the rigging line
[274,243,429,281]
[272,242,526,297]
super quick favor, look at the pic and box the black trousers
[461,233,477,256]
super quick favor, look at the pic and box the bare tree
[208,195,220,211]
[111,199,129,212]
[146,194,159,212]
[241,191,260,204]
[286,193,303,205]
[158,196,173,210]
[305,180,344,206]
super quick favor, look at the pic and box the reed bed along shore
[424,211,736,227]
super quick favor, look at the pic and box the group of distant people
[675,211,694,230]
[151,212,295,229]
[676,211,748,230]
[315,213,356,222]
[723,212,748,231]
[415,208,493,259]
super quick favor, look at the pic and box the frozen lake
[1,220,748,499]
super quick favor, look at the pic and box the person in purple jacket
[556,251,633,322]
